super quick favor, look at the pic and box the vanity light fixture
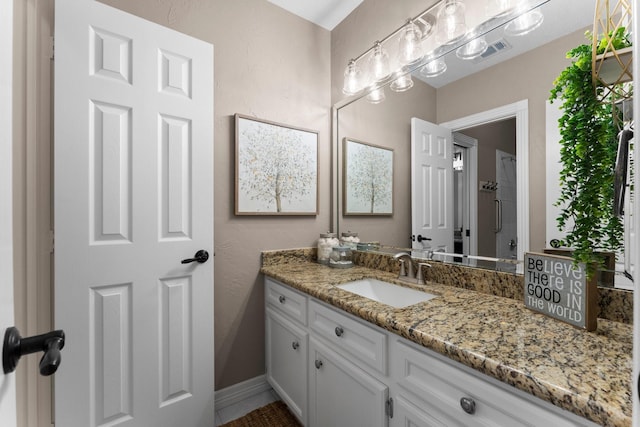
[435,0,467,44]
[420,57,447,78]
[366,87,386,104]
[398,20,424,65]
[456,35,488,60]
[368,41,391,81]
[390,72,414,92]
[340,0,549,103]
[485,0,514,18]
[342,59,363,96]
[504,8,544,36]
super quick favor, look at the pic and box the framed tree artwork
[343,138,393,215]
[235,114,319,215]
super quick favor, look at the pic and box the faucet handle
[416,262,432,284]
[398,259,407,276]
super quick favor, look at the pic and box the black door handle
[181,250,209,264]
[417,235,431,243]
[3,327,66,376]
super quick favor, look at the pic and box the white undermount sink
[336,278,437,308]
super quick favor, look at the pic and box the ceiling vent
[473,39,512,63]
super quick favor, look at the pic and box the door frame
[452,133,478,256]
[0,0,17,425]
[440,100,529,262]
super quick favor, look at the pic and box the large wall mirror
[333,0,634,286]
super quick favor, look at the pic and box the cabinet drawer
[309,300,386,375]
[265,278,307,325]
[393,339,588,427]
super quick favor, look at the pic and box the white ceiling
[266,0,363,31]
[269,0,597,87]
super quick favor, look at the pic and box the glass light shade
[504,9,544,36]
[420,57,447,78]
[390,73,414,92]
[456,36,488,60]
[368,42,391,81]
[398,21,423,65]
[342,60,362,96]
[435,0,467,45]
[485,0,513,18]
[366,87,386,104]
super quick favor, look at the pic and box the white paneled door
[411,118,454,254]
[54,1,214,426]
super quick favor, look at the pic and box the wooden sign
[524,252,598,331]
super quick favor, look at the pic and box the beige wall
[101,0,332,390]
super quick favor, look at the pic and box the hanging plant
[548,33,625,277]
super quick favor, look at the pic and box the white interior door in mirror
[54,1,214,426]
[411,118,454,253]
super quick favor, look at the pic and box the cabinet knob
[334,326,344,337]
[460,397,476,415]
[314,359,323,369]
[291,341,299,350]
[278,295,286,304]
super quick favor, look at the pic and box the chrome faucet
[393,252,414,279]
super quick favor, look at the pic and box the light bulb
[504,9,544,36]
[435,0,467,44]
[420,57,447,78]
[390,72,414,92]
[366,87,386,104]
[486,0,513,18]
[456,36,488,60]
[398,20,423,65]
[342,60,362,96]
[368,41,391,81]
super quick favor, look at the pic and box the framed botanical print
[235,114,319,215]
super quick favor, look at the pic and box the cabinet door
[266,307,308,425]
[309,337,388,427]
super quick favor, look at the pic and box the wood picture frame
[343,138,393,216]
[235,114,319,215]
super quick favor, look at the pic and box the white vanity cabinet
[264,277,599,427]
[265,279,308,425]
[309,336,388,427]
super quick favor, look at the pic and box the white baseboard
[214,375,272,410]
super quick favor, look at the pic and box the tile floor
[215,389,279,426]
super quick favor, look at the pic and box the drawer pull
[291,341,299,350]
[278,295,286,304]
[314,359,323,369]
[334,326,344,337]
[460,397,476,415]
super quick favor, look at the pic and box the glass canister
[339,231,360,250]
[329,246,353,268]
[317,232,339,264]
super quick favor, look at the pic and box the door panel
[411,118,454,253]
[54,1,214,426]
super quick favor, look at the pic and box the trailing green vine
[549,35,624,277]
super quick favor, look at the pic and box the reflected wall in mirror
[332,0,616,273]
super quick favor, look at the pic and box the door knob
[3,326,66,376]
[181,250,209,264]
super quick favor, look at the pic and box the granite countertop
[261,260,633,427]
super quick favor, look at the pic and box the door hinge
[48,36,54,60]
[48,230,54,253]
[385,397,394,419]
